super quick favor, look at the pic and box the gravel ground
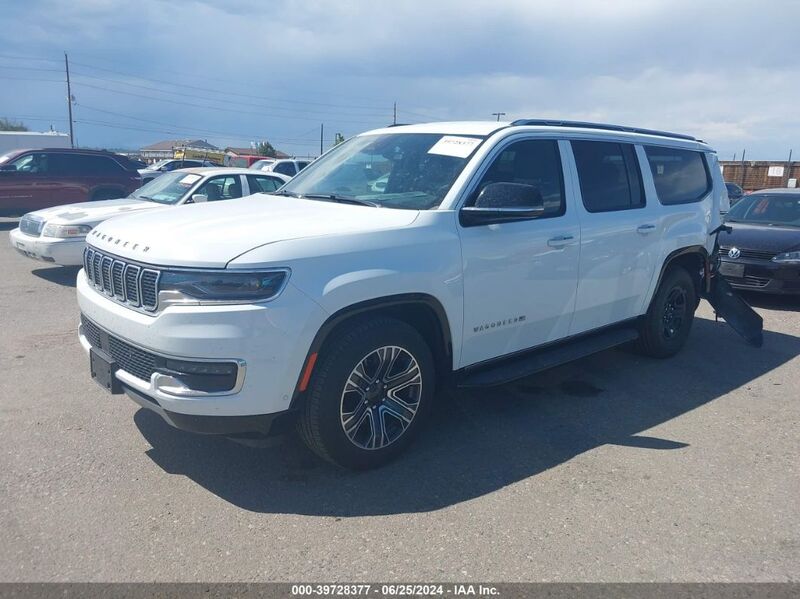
[1,216,798,582]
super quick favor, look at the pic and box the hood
[719,222,800,253]
[27,198,163,225]
[87,194,421,268]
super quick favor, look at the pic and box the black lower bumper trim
[123,385,288,437]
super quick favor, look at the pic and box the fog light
[164,359,236,376]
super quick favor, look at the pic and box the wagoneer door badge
[474,315,526,333]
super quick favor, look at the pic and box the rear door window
[644,146,711,205]
[572,141,644,212]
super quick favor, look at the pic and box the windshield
[130,171,202,204]
[280,133,484,210]
[147,159,170,170]
[0,152,15,165]
[725,193,800,227]
[250,159,274,169]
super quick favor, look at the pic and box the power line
[68,59,391,112]
[76,104,330,144]
[71,81,386,126]
[66,70,390,119]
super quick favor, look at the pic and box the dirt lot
[1,216,798,582]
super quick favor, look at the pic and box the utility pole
[491,112,506,122]
[393,102,397,125]
[319,123,324,156]
[64,52,75,148]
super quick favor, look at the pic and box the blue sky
[1,0,798,159]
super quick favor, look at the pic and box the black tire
[636,267,697,358]
[91,189,122,202]
[298,316,435,469]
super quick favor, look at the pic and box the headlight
[772,251,800,264]
[159,269,290,304]
[42,223,93,238]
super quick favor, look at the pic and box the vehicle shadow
[135,317,800,516]
[31,265,80,287]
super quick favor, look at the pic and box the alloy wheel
[339,345,423,450]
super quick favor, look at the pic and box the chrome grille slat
[82,246,159,313]
[124,264,141,306]
[112,261,125,299]
[101,256,113,295]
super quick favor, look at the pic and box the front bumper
[76,268,329,419]
[719,257,800,294]
[9,228,86,266]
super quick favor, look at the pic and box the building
[720,160,799,191]
[139,139,220,162]
[224,146,290,159]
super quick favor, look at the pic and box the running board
[457,327,639,388]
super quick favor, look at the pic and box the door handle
[637,224,656,234]
[547,234,575,248]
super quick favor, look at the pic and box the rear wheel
[636,267,697,358]
[298,317,435,469]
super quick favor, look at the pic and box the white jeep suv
[76,120,758,469]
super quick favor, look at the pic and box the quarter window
[644,146,711,205]
[572,141,644,212]
[472,139,565,217]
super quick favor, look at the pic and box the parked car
[250,158,310,177]
[77,120,758,469]
[718,188,800,294]
[725,181,745,205]
[10,168,289,266]
[0,148,141,216]
[226,155,268,168]
[139,159,219,184]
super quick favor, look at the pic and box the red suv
[0,148,142,216]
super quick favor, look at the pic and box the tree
[0,118,28,132]
[334,133,345,146]
[256,141,277,157]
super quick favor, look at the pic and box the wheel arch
[651,245,710,308]
[290,293,453,409]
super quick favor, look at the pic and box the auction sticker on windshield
[427,136,482,158]
[179,174,202,185]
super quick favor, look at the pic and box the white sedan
[9,168,290,267]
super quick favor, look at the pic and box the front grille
[19,215,45,237]
[84,246,159,312]
[729,275,770,288]
[719,246,777,261]
[81,317,158,382]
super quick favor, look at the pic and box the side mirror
[190,194,208,203]
[460,182,545,227]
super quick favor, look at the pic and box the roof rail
[509,119,699,142]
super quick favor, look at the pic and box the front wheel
[636,267,697,358]
[298,317,435,469]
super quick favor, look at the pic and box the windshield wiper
[273,190,301,198]
[301,193,379,207]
